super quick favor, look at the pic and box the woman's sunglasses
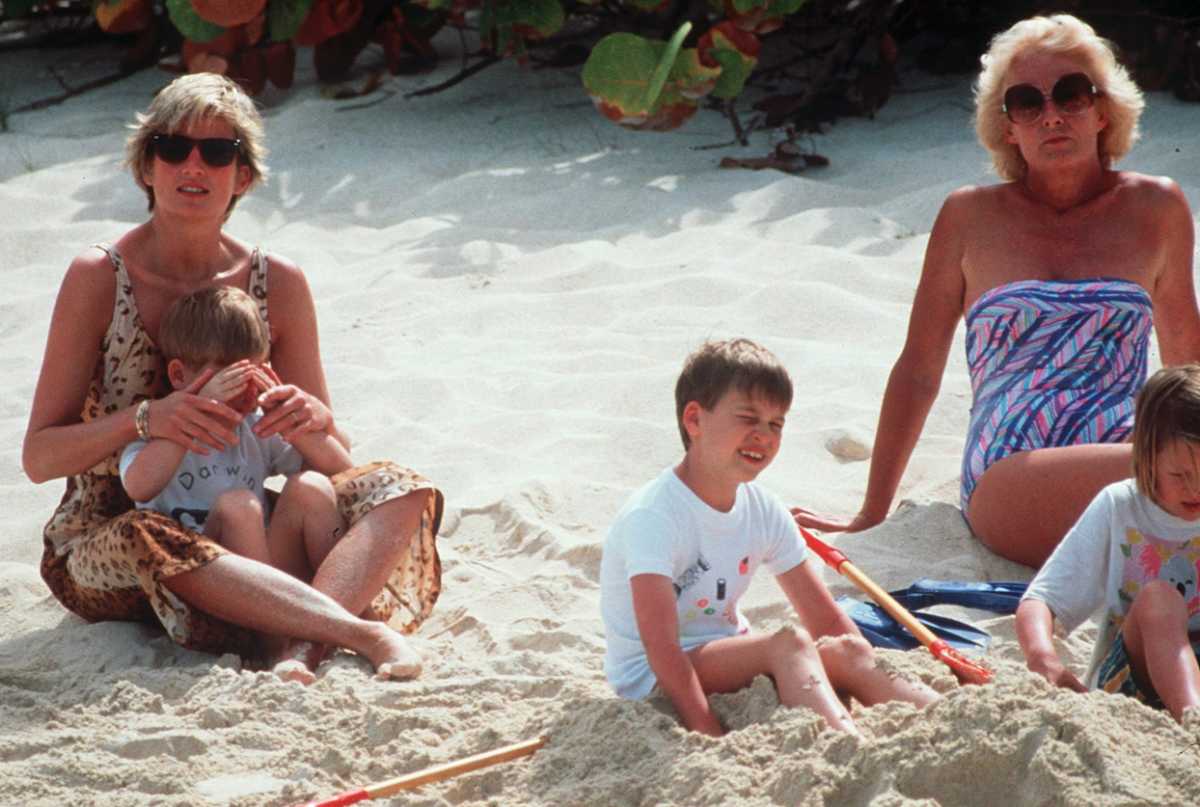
[150,134,242,167]
[1002,72,1099,125]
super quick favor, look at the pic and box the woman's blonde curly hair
[974,14,1144,181]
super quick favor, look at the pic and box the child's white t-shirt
[599,466,809,699]
[119,411,302,533]
[1023,478,1200,686]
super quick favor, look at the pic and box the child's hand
[197,360,258,404]
[1027,655,1087,693]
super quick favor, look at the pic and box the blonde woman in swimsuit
[23,73,443,682]
[794,14,1200,567]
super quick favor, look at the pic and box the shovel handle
[797,526,993,685]
[801,529,849,571]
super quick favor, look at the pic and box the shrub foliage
[3,1,1199,133]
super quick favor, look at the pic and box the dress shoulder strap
[249,247,270,324]
[92,242,140,331]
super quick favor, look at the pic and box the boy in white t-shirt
[120,286,352,583]
[600,338,937,736]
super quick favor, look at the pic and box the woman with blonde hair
[795,14,1200,567]
[24,73,443,681]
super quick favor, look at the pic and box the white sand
[3,37,1200,806]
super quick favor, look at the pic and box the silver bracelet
[135,399,152,441]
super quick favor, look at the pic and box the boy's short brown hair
[674,338,793,449]
[159,286,270,369]
[1132,365,1200,498]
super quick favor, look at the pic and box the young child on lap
[1018,365,1200,723]
[600,338,938,736]
[120,286,351,611]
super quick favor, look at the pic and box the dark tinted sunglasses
[1002,72,1098,124]
[150,134,242,167]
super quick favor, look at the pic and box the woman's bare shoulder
[62,245,118,297]
[935,182,1013,228]
[1115,171,1188,206]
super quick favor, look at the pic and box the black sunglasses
[1002,72,1098,124]
[150,134,243,167]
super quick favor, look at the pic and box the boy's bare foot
[268,640,328,684]
[272,658,317,685]
[361,623,423,680]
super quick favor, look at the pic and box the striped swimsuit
[960,278,1152,511]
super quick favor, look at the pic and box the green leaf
[726,0,806,33]
[483,0,563,54]
[645,22,690,110]
[623,0,669,11]
[699,22,758,99]
[767,0,805,16]
[582,28,720,131]
[267,0,314,42]
[165,0,226,42]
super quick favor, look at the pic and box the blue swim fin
[887,579,1028,614]
[836,596,991,651]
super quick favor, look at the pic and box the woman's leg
[162,553,421,679]
[968,443,1132,567]
[1122,580,1200,722]
[306,489,428,614]
[276,487,432,673]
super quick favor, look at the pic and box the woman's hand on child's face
[253,364,333,442]
[153,368,243,454]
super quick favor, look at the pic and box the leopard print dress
[39,244,443,657]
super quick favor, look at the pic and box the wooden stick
[296,737,547,807]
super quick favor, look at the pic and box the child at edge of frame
[599,337,940,736]
[1018,364,1200,725]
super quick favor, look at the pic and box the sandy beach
[3,32,1200,806]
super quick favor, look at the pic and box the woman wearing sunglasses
[23,73,443,681]
[794,14,1199,567]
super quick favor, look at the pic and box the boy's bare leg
[816,634,939,709]
[267,471,343,581]
[688,629,859,734]
[204,489,271,565]
[1122,580,1200,722]
[263,472,347,682]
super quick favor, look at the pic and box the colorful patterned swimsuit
[960,278,1152,510]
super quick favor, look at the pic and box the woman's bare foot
[360,623,423,680]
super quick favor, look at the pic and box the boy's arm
[630,573,724,737]
[1015,599,1087,692]
[776,559,862,640]
[287,430,353,476]
[122,440,188,502]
